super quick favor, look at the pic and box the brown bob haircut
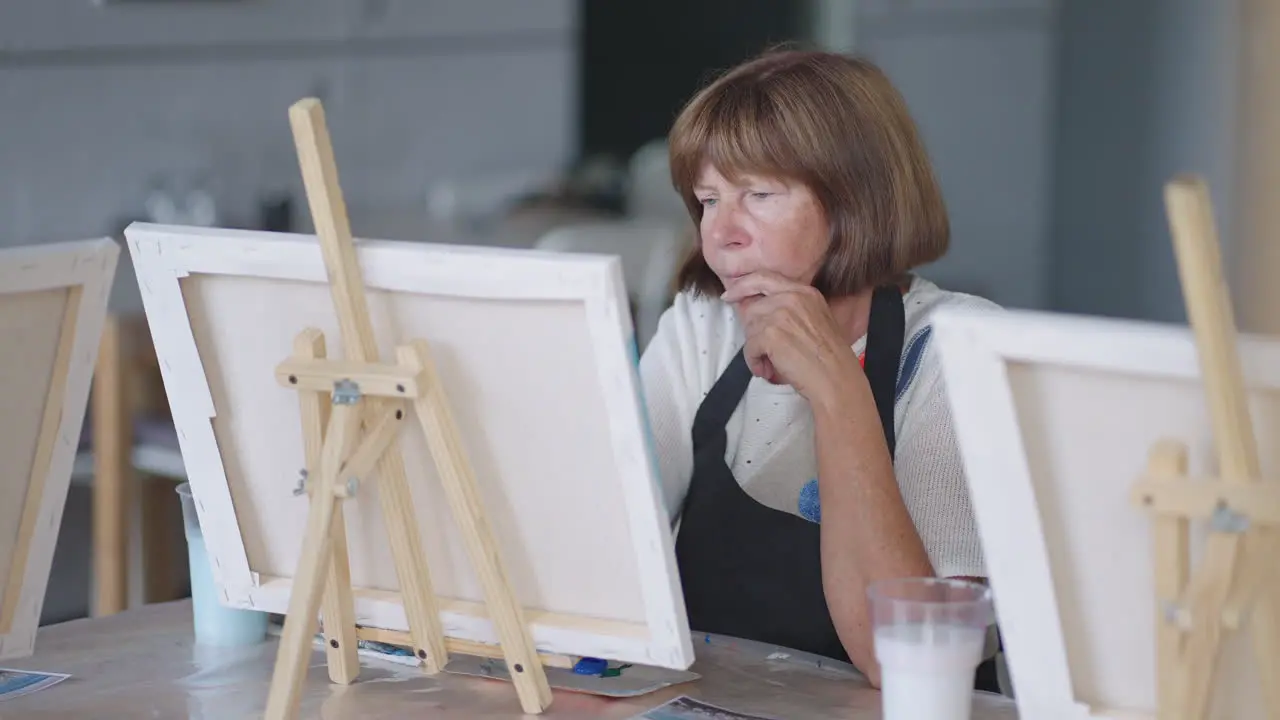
[669,48,949,298]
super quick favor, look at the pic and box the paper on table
[0,668,70,700]
[445,655,700,698]
[630,695,781,720]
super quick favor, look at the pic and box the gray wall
[0,0,579,313]
[845,0,1239,321]
[856,0,1058,310]
[1049,0,1239,323]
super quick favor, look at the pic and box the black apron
[673,286,1002,692]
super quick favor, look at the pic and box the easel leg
[264,402,362,720]
[402,341,553,714]
[370,424,449,673]
[1245,534,1280,717]
[1148,440,1189,720]
[293,330,359,684]
[1176,543,1242,718]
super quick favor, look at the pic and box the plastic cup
[868,577,994,720]
[177,483,268,646]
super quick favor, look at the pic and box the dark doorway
[579,1,809,163]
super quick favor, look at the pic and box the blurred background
[1,0,1272,626]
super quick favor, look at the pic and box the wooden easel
[261,97,554,719]
[1131,175,1280,720]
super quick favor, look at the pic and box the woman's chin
[718,274,745,289]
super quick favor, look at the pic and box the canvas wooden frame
[124,221,694,670]
[0,237,119,658]
[933,304,1274,720]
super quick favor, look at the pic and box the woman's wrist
[810,358,875,425]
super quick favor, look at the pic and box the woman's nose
[705,204,750,248]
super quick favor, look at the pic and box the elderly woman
[639,49,1001,688]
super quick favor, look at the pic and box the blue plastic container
[177,483,268,646]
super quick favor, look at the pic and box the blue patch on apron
[798,478,821,523]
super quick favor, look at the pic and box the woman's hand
[721,271,863,401]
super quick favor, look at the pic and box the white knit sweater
[638,275,999,579]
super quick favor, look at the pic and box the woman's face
[693,162,829,294]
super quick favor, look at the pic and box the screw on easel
[1209,502,1249,533]
[332,379,362,405]
[293,468,309,496]
[1163,600,1194,629]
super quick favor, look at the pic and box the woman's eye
[698,197,717,207]
[750,192,772,199]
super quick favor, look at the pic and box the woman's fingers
[745,342,778,383]
[721,270,805,302]
[726,273,844,393]
[747,353,775,382]
[743,316,786,384]
[740,298,784,377]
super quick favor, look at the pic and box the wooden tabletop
[4,601,1020,719]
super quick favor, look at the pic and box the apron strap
[863,285,906,458]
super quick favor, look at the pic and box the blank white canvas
[933,306,1270,720]
[0,237,118,659]
[125,222,693,670]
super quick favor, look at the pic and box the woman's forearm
[811,374,934,686]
